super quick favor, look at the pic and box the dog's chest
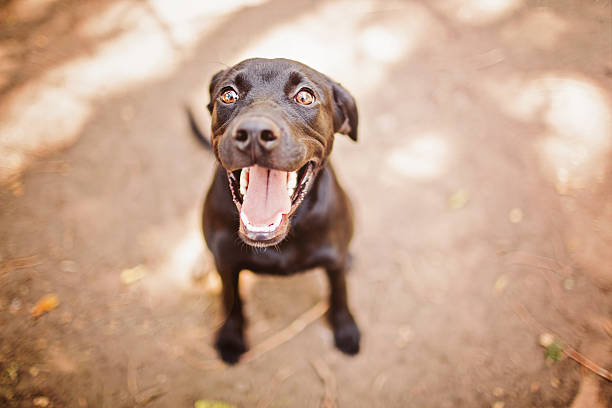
[243,240,336,275]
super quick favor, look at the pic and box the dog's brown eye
[221,89,238,104]
[295,89,315,105]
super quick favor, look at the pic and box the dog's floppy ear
[329,81,358,141]
[207,69,226,114]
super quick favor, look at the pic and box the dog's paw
[215,320,247,364]
[331,313,360,355]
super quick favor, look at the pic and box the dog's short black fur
[199,58,360,364]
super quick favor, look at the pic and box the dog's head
[206,58,358,247]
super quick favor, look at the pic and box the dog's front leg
[215,265,247,364]
[326,265,360,355]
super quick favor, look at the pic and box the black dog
[197,58,360,364]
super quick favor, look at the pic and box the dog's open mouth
[227,161,315,246]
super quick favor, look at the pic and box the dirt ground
[1,0,611,407]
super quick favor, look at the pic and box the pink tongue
[242,165,291,226]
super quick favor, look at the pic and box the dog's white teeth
[239,168,249,196]
[271,213,283,229]
[240,212,250,228]
[287,171,297,190]
[287,171,297,198]
[241,213,283,233]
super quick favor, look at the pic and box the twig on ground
[135,387,165,405]
[514,303,612,382]
[311,357,337,408]
[179,300,328,370]
[242,300,329,363]
[564,346,612,382]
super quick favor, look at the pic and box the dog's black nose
[232,117,280,152]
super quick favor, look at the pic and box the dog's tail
[186,105,212,150]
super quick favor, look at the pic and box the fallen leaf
[120,265,146,285]
[6,362,19,382]
[194,400,237,408]
[31,294,59,318]
[509,208,523,223]
[448,189,469,210]
[494,275,508,293]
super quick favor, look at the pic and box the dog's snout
[232,117,281,152]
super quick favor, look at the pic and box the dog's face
[207,58,358,247]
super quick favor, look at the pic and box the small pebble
[33,396,50,407]
[539,333,554,347]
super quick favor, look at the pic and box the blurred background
[0,0,611,407]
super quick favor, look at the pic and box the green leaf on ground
[545,341,563,362]
[448,189,469,210]
[120,265,146,285]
